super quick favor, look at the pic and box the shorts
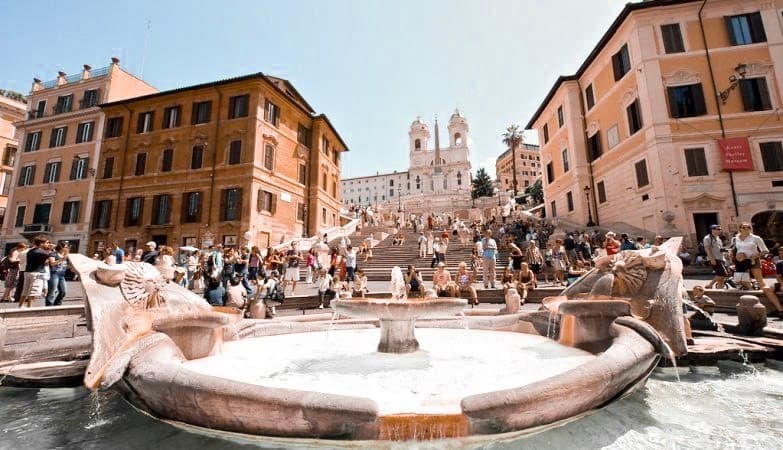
[284,268,300,282]
[733,271,751,283]
[21,272,46,298]
[710,261,728,277]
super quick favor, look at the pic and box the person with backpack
[703,225,728,290]
[46,243,69,306]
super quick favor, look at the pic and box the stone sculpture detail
[390,266,407,301]
[119,262,167,309]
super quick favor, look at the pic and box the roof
[342,170,410,182]
[100,71,349,151]
[496,143,541,161]
[524,0,701,129]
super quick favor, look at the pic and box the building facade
[341,110,472,215]
[91,72,346,254]
[0,93,26,226]
[496,143,542,193]
[0,59,157,253]
[526,0,783,244]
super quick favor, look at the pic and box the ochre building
[0,93,26,227]
[0,59,157,253]
[91,72,346,254]
[526,0,783,244]
[496,143,541,193]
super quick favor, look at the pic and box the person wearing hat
[141,241,159,265]
[703,224,727,289]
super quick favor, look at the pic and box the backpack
[270,282,286,303]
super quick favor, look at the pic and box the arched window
[414,139,421,150]
[443,178,447,190]
[457,171,462,186]
[416,175,421,189]
[454,133,463,145]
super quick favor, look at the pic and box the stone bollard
[736,295,767,337]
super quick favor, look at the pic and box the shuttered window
[684,148,708,177]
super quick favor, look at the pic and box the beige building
[526,0,783,244]
[0,58,157,253]
[91,72,346,254]
[0,93,26,227]
[496,143,541,193]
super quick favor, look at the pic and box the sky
[0,0,629,179]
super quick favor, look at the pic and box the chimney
[82,64,92,80]
[32,78,42,92]
[56,71,67,86]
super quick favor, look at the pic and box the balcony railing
[23,224,52,233]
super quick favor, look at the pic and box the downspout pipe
[699,0,740,217]
[576,79,599,226]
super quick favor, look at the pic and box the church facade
[341,110,473,215]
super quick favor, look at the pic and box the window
[627,99,643,135]
[103,157,114,179]
[228,94,249,119]
[2,147,16,166]
[228,140,242,165]
[162,106,181,129]
[322,136,330,156]
[135,153,147,176]
[297,202,305,221]
[597,181,607,204]
[93,200,112,229]
[81,89,99,108]
[726,12,766,45]
[760,142,783,172]
[566,191,574,212]
[457,171,462,186]
[661,24,685,53]
[542,124,549,144]
[414,139,421,150]
[587,133,602,161]
[50,126,68,148]
[739,78,772,111]
[222,188,242,221]
[612,44,631,81]
[635,160,650,188]
[151,195,171,225]
[585,84,595,110]
[322,207,327,224]
[136,111,154,133]
[18,165,35,186]
[298,165,307,184]
[14,205,25,227]
[70,157,89,180]
[24,131,41,152]
[684,147,708,177]
[332,150,339,165]
[191,145,204,169]
[546,162,554,183]
[263,144,274,170]
[182,192,201,223]
[667,83,707,118]
[191,101,212,125]
[55,94,73,114]
[416,175,421,190]
[296,124,312,147]
[76,121,94,144]
[32,203,50,224]
[550,201,557,218]
[35,100,46,119]
[557,106,564,127]
[264,100,280,126]
[390,179,394,187]
[106,117,123,138]
[125,197,144,227]
[161,149,173,172]
[43,161,61,183]
[258,190,274,213]
[562,149,569,172]
[61,201,80,224]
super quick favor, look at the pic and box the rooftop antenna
[139,18,151,79]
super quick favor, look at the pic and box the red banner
[718,137,753,171]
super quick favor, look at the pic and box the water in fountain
[682,298,725,333]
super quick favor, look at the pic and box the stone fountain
[70,244,674,442]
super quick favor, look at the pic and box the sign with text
[718,137,753,171]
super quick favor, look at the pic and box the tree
[525,179,544,205]
[471,168,493,199]
[502,124,524,195]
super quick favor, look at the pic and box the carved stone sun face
[120,262,167,309]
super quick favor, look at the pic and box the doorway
[693,212,719,243]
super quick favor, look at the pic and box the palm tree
[502,124,524,197]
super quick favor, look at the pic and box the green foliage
[525,179,543,204]
[0,89,27,104]
[471,168,494,199]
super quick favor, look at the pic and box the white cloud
[475,157,497,180]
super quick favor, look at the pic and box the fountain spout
[390,266,407,301]
[589,273,615,297]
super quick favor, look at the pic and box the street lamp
[718,63,748,104]
[584,185,595,227]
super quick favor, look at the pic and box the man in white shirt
[481,230,498,289]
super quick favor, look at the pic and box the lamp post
[584,185,595,227]
[718,63,748,104]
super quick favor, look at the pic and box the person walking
[1,242,25,302]
[730,222,783,317]
[703,224,728,289]
[46,243,69,306]
[283,242,302,296]
[19,236,52,308]
[481,230,498,289]
[345,245,358,282]
[417,232,427,258]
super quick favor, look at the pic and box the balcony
[23,224,52,233]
